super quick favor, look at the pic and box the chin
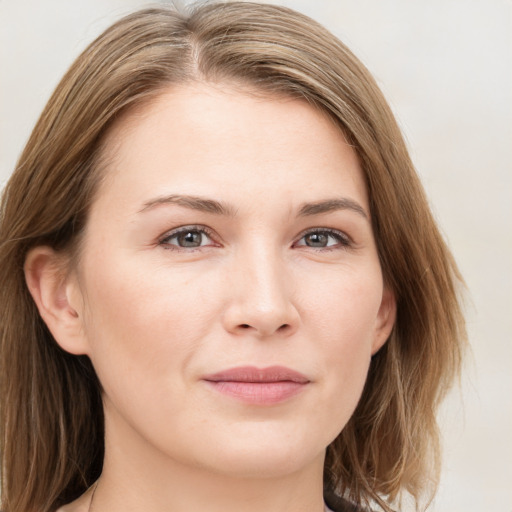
[186,423,328,479]
[205,448,322,480]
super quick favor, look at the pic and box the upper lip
[203,365,310,383]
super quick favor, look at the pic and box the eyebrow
[298,198,368,219]
[138,194,237,216]
[139,194,368,220]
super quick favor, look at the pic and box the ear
[371,286,396,355]
[24,246,89,355]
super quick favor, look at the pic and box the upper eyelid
[160,225,348,235]
[294,227,352,243]
[158,225,217,244]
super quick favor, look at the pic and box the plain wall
[1,1,511,510]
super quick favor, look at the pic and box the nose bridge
[224,238,298,336]
[244,246,288,309]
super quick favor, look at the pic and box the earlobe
[24,246,89,355]
[372,287,397,355]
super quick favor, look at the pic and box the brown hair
[0,3,466,511]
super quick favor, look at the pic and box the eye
[159,226,216,250]
[294,229,351,249]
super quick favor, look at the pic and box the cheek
[77,259,225,458]
[299,261,383,345]
[78,256,220,397]
[300,266,382,421]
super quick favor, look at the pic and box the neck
[94,406,327,512]
[95,465,326,512]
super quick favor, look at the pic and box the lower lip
[204,381,307,404]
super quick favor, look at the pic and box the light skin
[25,83,395,512]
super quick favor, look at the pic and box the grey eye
[175,230,204,247]
[304,232,329,247]
[294,229,351,250]
[161,228,213,249]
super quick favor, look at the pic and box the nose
[222,246,300,338]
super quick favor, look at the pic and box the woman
[0,3,466,512]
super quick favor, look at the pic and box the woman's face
[67,83,395,479]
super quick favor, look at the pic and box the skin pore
[25,83,395,512]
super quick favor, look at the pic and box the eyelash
[293,227,352,251]
[159,225,217,251]
[158,225,352,252]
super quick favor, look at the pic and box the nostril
[235,323,292,333]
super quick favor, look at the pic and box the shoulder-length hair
[0,3,466,511]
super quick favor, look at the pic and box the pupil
[306,233,328,247]
[179,231,201,247]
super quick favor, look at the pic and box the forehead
[94,82,368,214]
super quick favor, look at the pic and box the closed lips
[203,366,310,383]
[202,366,310,404]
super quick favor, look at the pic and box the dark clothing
[324,489,366,512]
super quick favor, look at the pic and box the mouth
[202,366,310,405]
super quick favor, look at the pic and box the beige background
[1,1,511,510]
